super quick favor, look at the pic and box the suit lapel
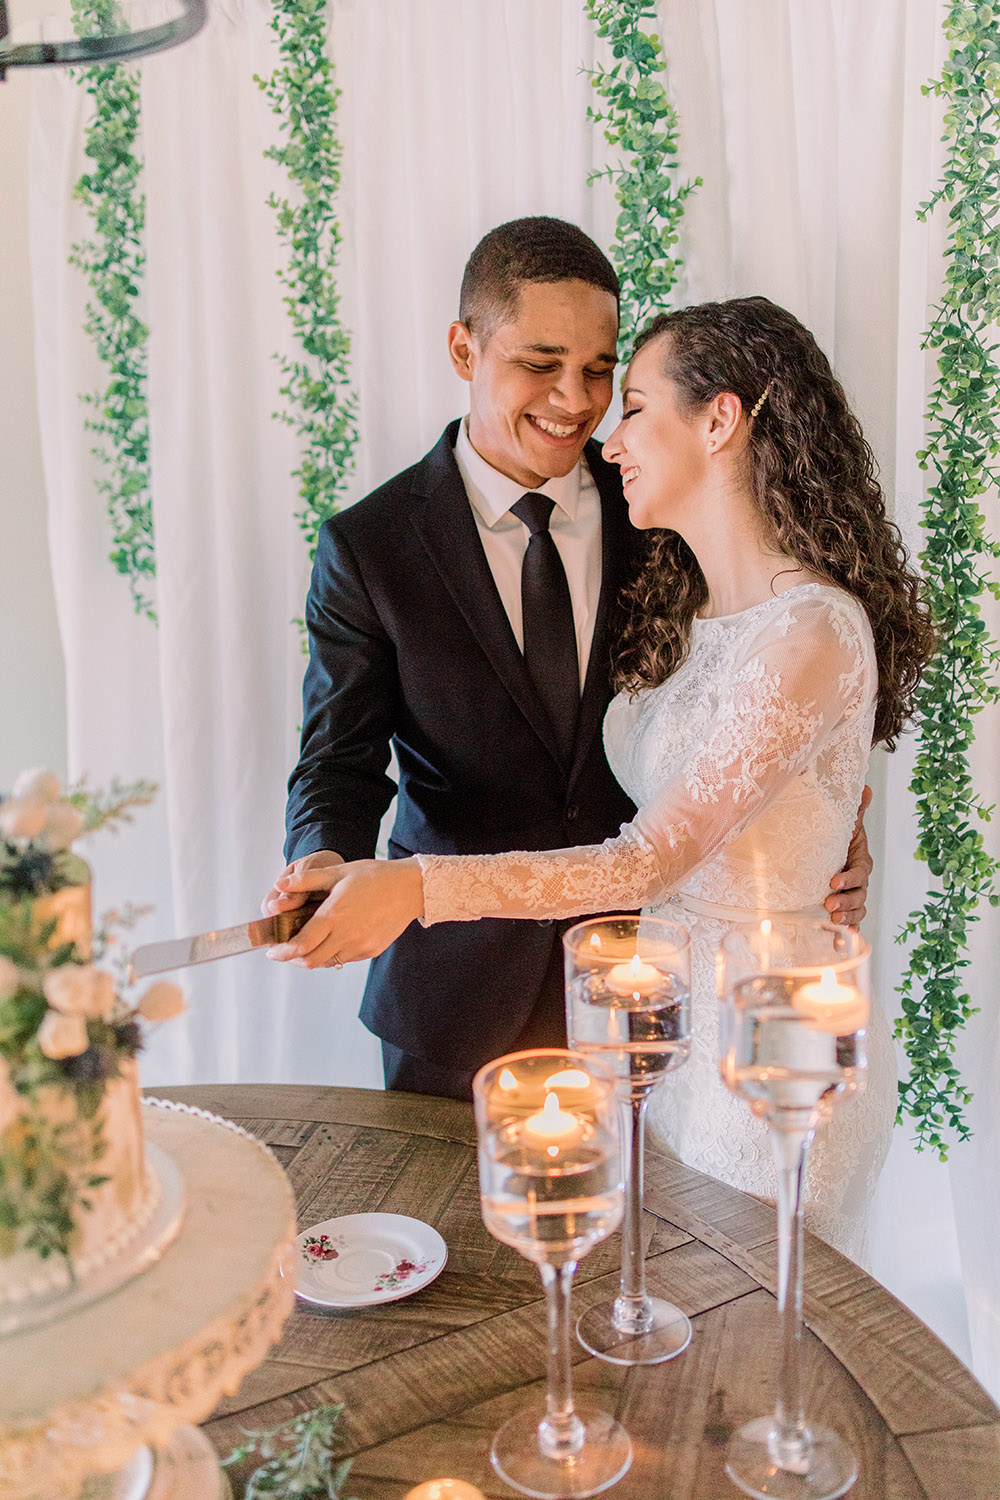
[408,424,565,765]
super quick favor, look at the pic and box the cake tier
[0,1061,161,1310]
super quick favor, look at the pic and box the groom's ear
[448,320,477,383]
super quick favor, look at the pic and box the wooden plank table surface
[149,1083,1000,1499]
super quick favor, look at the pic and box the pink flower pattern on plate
[373,1257,432,1291]
[302,1233,343,1262]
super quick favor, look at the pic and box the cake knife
[128,897,325,981]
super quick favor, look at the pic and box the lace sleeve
[417,592,875,925]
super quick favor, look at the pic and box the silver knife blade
[128,898,325,981]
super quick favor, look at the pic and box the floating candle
[606,952,661,997]
[522,1091,583,1152]
[793,967,869,1035]
[403,1481,487,1500]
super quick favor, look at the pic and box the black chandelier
[0,0,205,77]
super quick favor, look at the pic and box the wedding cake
[0,770,181,1321]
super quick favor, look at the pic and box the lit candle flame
[499,1068,518,1090]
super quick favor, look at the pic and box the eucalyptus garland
[584,0,700,354]
[70,0,154,621]
[896,1,1000,1157]
[257,0,359,575]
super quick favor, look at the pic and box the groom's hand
[267,858,424,967]
[262,849,344,916]
[824,785,873,927]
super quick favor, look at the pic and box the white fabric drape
[27,0,999,1396]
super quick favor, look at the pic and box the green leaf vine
[221,1404,357,1499]
[583,0,700,355]
[70,0,154,621]
[896,0,1000,1158]
[257,0,359,592]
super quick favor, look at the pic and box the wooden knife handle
[269,896,326,945]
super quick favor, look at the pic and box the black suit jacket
[285,420,638,1068]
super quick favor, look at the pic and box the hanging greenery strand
[896,1,1000,1158]
[70,0,155,622]
[257,0,359,579]
[583,0,700,354]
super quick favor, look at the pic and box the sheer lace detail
[682,658,821,806]
[419,586,877,922]
[416,584,893,1264]
[418,834,659,925]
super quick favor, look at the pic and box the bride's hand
[265,857,425,968]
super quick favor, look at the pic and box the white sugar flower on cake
[137,980,187,1021]
[43,964,117,1019]
[36,1008,91,1061]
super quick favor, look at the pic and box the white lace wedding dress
[418,583,896,1263]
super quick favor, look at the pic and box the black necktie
[511,492,579,765]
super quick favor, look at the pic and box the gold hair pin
[750,382,772,420]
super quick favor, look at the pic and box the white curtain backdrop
[26,0,999,1397]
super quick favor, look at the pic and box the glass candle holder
[473,1049,631,1499]
[717,919,870,1500]
[564,915,692,1365]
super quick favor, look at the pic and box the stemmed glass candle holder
[564,916,692,1365]
[473,1049,631,1499]
[717,919,870,1500]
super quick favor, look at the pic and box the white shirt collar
[455,416,583,529]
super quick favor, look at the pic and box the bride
[269,297,934,1260]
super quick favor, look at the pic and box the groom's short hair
[459,216,619,341]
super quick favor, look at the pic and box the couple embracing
[264,216,934,1261]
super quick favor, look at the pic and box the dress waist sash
[663,892,827,924]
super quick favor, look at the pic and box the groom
[264,216,872,1099]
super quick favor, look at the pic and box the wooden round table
[150,1083,1000,1499]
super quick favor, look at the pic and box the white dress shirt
[454,418,602,693]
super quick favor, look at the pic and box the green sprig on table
[895,0,1000,1157]
[256,0,360,646]
[583,0,700,355]
[69,0,155,621]
[221,1404,358,1499]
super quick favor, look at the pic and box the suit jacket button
[565,804,579,822]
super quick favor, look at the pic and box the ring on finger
[331,954,344,970]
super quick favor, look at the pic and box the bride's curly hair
[612,297,935,749]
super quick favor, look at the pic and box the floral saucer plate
[294,1212,447,1308]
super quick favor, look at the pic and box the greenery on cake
[0,771,181,1263]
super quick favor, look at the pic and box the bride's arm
[268,595,874,965]
[418,594,874,924]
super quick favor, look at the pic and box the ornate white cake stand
[0,1100,298,1500]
